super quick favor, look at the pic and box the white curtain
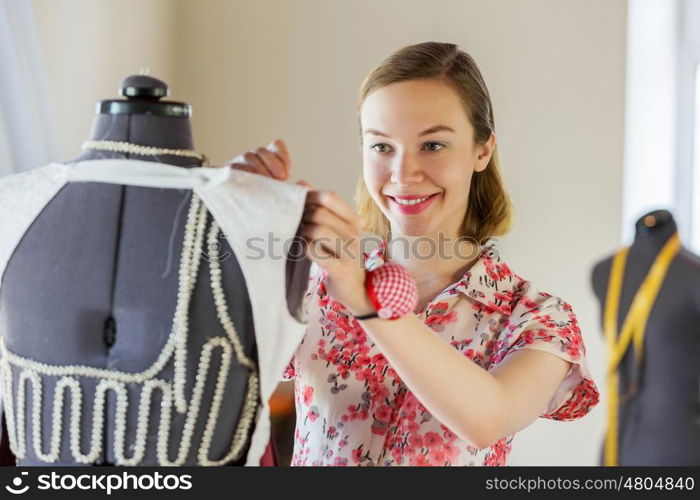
[0,0,57,174]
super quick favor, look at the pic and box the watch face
[378,307,393,320]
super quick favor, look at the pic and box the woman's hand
[225,139,291,180]
[300,188,373,315]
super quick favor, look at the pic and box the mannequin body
[591,209,700,465]
[0,76,298,465]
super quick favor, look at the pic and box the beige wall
[32,0,178,159]
[32,0,628,465]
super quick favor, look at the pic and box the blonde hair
[355,41,514,245]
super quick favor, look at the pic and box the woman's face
[360,78,494,241]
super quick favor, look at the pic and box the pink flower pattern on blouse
[281,241,599,466]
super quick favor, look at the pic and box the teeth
[394,195,431,206]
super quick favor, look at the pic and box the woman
[233,41,599,466]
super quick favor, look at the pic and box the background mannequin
[0,76,304,465]
[591,209,700,465]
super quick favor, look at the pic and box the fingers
[302,205,357,243]
[300,222,344,265]
[254,147,287,180]
[244,151,276,177]
[268,139,290,169]
[305,190,359,229]
[226,158,259,175]
[304,239,341,273]
[227,138,291,180]
[298,191,363,276]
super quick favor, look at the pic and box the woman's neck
[385,232,481,286]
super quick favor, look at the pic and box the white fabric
[0,163,69,285]
[0,159,309,466]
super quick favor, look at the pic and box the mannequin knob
[119,75,169,99]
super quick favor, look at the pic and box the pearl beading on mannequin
[0,192,259,465]
[81,140,206,161]
[199,218,259,464]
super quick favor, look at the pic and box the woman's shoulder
[473,246,586,366]
[447,243,572,316]
[477,248,599,421]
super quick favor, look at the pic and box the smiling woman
[356,47,512,249]
[241,41,600,466]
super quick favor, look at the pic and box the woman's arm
[357,311,571,449]
[300,189,572,449]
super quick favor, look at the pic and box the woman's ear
[474,132,496,173]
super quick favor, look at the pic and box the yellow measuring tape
[603,232,680,466]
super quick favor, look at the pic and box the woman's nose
[390,152,423,185]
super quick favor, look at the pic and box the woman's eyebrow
[419,124,455,136]
[362,125,456,137]
[363,128,390,137]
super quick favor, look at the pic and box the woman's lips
[386,193,441,215]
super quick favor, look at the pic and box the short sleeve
[280,261,327,382]
[490,286,600,421]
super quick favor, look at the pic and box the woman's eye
[423,142,445,152]
[370,143,391,153]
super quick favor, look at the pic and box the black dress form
[591,209,700,465]
[0,76,266,465]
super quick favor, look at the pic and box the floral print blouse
[281,241,599,466]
